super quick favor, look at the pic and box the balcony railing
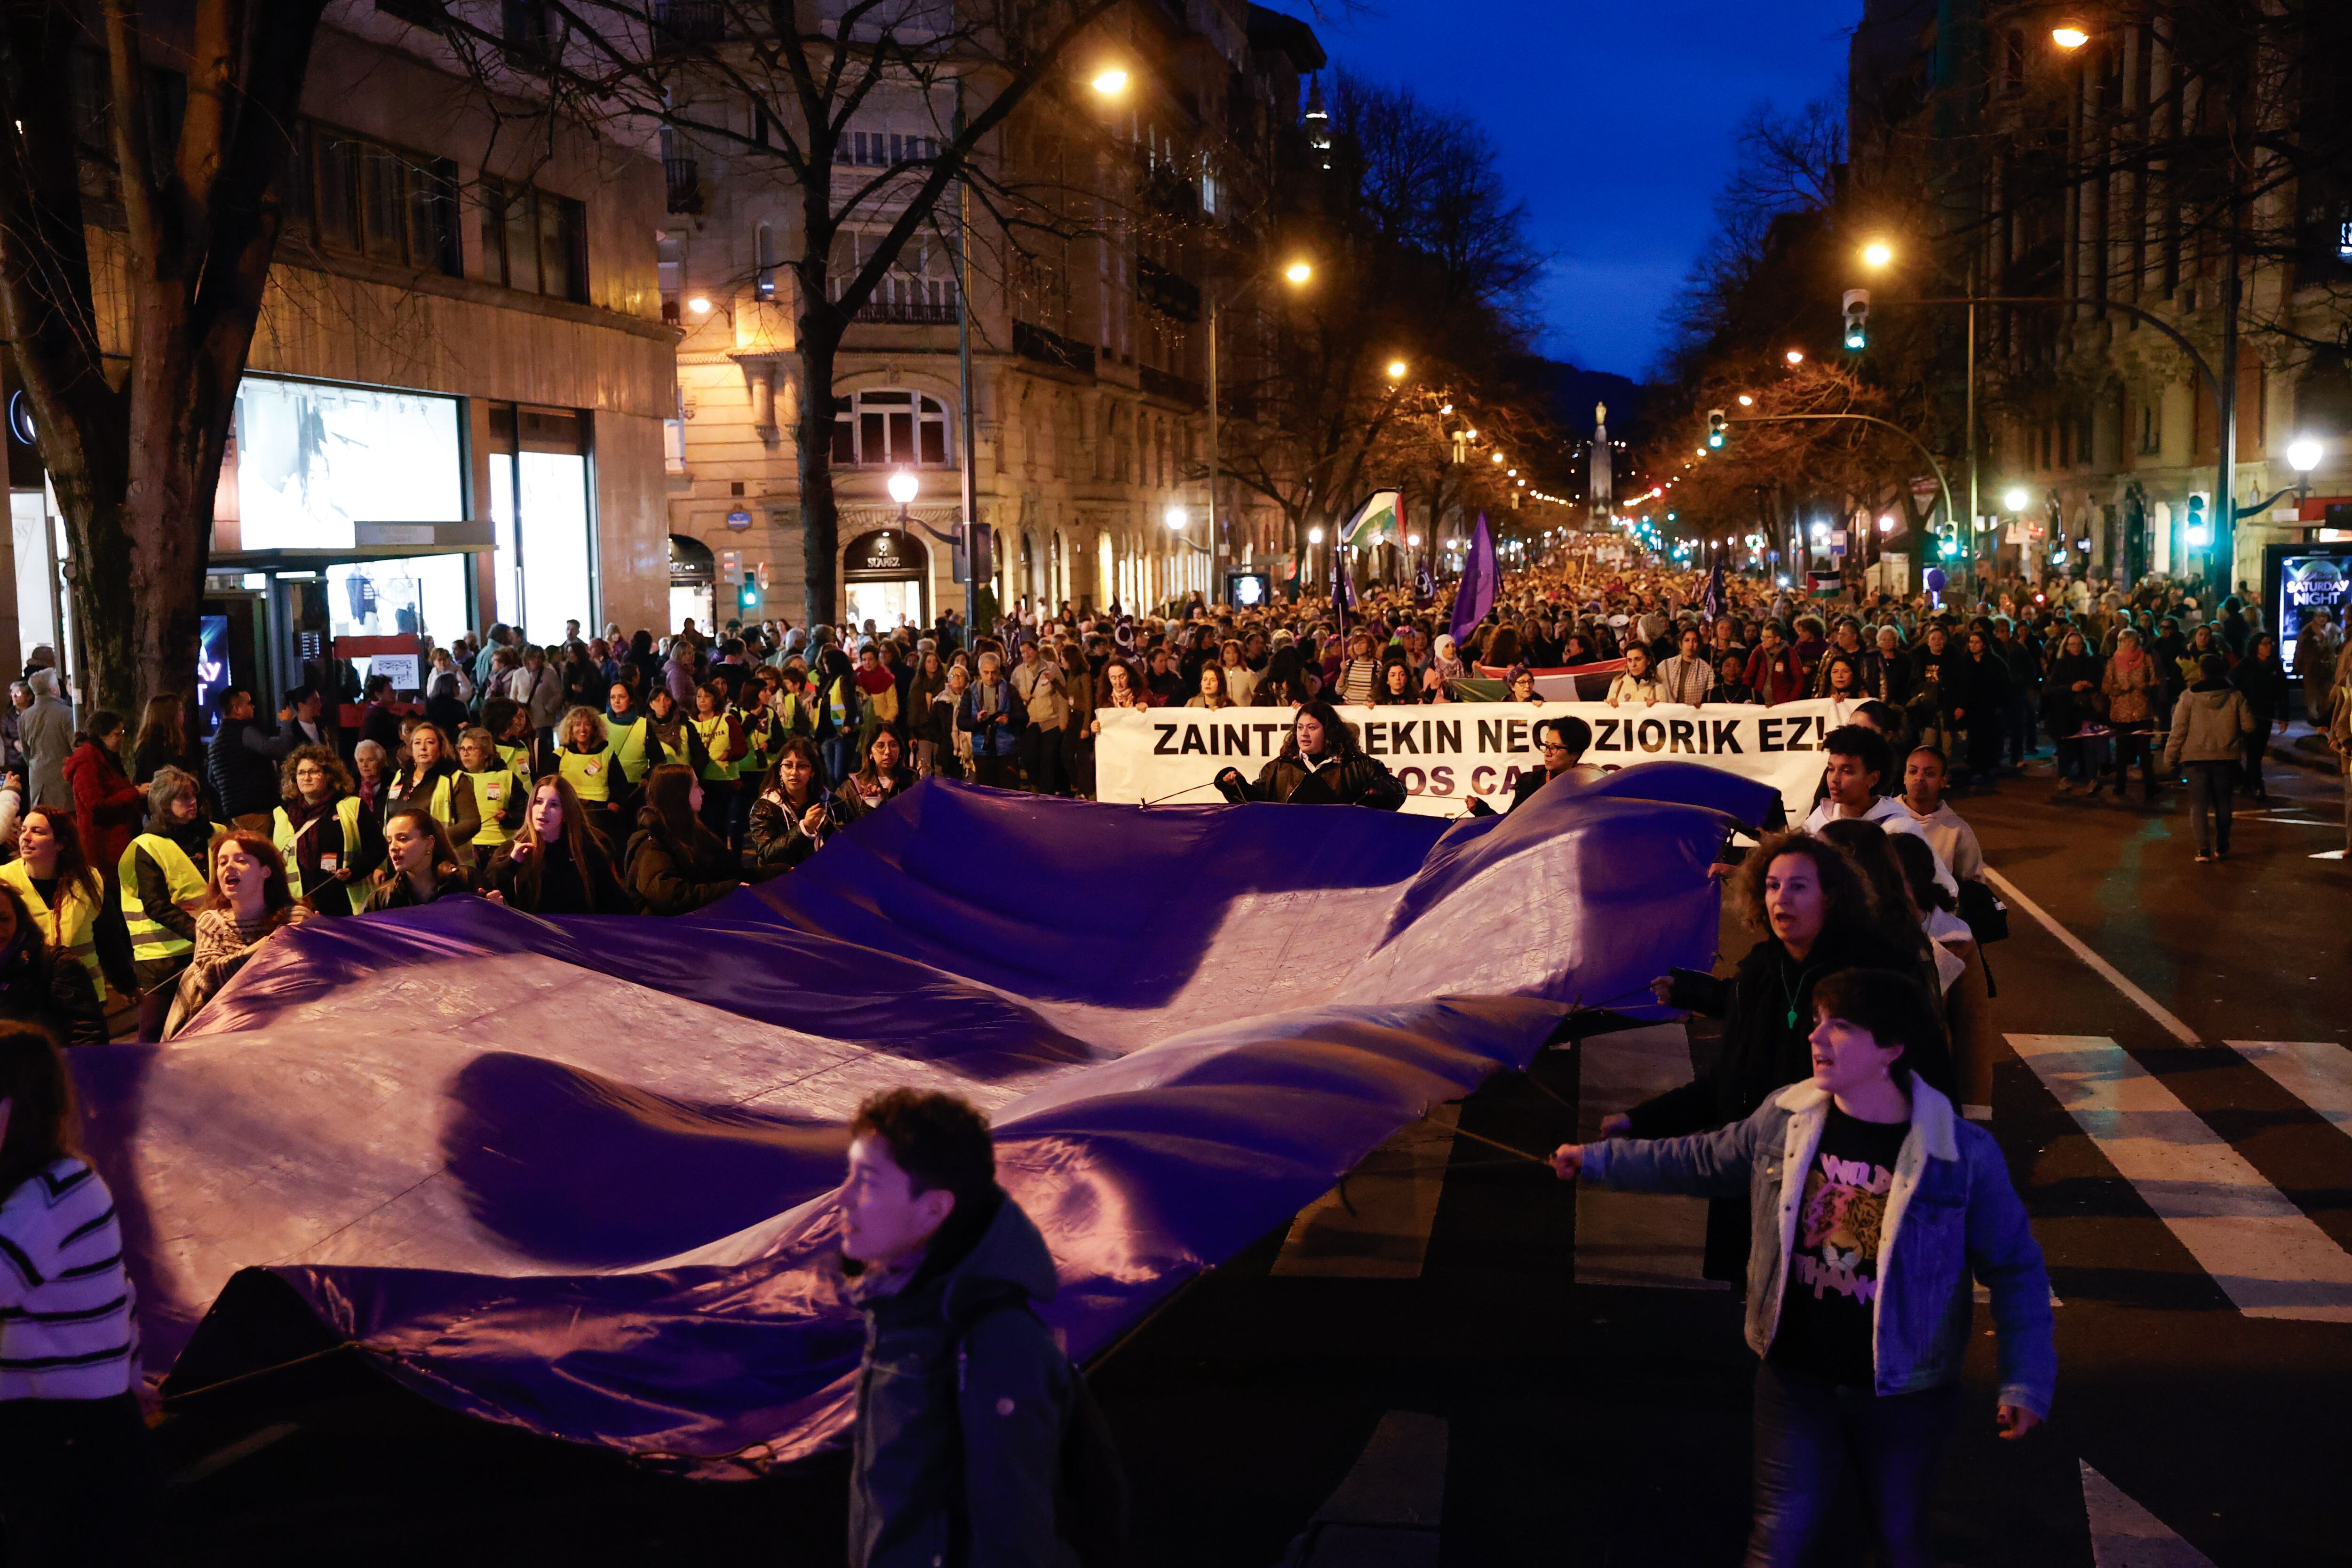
[1138,364,1204,407]
[1013,319,1096,375]
[851,298,958,326]
[664,156,702,215]
[1136,257,1201,323]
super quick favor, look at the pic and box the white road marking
[1273,1106,1458,1279]
[2081,1460,2217,1567]
[1289,1410,1446,1567]
[1575,1024,1727,1291]
[2009,1034,2352,1321]
[1981,869,2201,1046]
[2225,1041,2352,1136]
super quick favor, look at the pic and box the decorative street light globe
[1284,261,1313,285]
[2002,487,2030,512]
[1861,241,1894,269]
[888,470,919,506]
[1307,526,1324,544]
[2289,435,2324,472]
[686,296,712,315]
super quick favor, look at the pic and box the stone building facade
[1849,0,2352,604]
[6,10,673,692]
[661,0,1326,632]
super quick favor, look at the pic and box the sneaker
[2194,852,2215,863]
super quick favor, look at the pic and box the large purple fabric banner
[70,773,1744,1474]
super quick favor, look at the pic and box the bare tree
[422,0,1140,624]
[0,0,328,712]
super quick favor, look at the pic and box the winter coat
[64,741,143,876]
[2041,652,2105,731]
[19,696,76,810]
[2230,655,2288,721]
[207,716,290,821]
[484,837,630,915]
[623,818,739,915]
[746,791,828,870]
[2162,684,2257,769]
[1583,1079,2055,1417]
[849,1190,1077,1568]
[1223,750,1407,810]
[2100,654,2158,725]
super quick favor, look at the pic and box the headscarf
[1430,635,1466,680]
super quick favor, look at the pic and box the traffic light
[1936,518,1960,558]
[2185,491,2210,545]
[1842,288,1870,350]
[1706,407,1727,449]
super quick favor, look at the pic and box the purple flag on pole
[1449,513,1496,648]
[1702,560,1725,623]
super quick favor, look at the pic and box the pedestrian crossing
[2008,1034,2352,1322]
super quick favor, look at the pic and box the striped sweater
[0,1159,138,1399]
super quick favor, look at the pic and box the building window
[487,404,597,643]
[844,127,939,167]
[480,177,588,302]
[831,389,951,467]
[288,123,461,277]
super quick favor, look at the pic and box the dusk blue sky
[1317,0,1858,382]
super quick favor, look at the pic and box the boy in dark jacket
[843,1090,1075,1568]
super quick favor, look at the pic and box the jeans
[1747,1359,1959,1568]
[2241,719,2271,796]
[820,734,857,789]
[2185,760,2235,855]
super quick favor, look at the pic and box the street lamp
[1861,241,1894,270]
[1307,526,1323,544]
[1785,349,1805,366]
[1736,394,1755,406]
[686,296,712,315]
[1490,452,1503,465]
[2002,486,2030,513]
[2289,435,2324,474]
[2051,22,2089,49]
[1385,359,1408,380]
[889,469,919,520]
[1090,67,1129,95]
[1283,261,1312,285]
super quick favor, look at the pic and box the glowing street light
[2289,435,2325,473]
[1385,359,1409,380]
[2051,23,2089,49]
[1307,526,1324,544]
[1785,349,1805,366]
[1164,503,1187,531]
[888,469,919,508]
[1490,452,1504,465]
[1736,393,1755,406]
[1861,240,1894,270]
[1090,67,1129,95]
[686,296,712,315]
[2003,486,2030,512]
[1283,260,1313,285]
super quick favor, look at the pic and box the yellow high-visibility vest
[0,859,106,1001]
[558,744,615,804]
[467,770,518,846]
[119,829,218,964]
[272,797,367,915]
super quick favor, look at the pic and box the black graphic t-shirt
[1769,1106,1911,1386]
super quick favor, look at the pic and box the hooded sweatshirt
[2162,680,2256,769]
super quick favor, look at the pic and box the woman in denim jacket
[1554,966,2054,1568]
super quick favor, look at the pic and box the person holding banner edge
[1213,703,1406,810]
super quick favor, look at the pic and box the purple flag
[1702,560,1725,623]
[1449,513,1496,648]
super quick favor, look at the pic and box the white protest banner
[1096,698,1841,819]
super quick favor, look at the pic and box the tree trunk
[795,323,842,629]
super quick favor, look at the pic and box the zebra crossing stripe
[2081,1461,2217,1567]
[2225,1041,2352,1137]
[2008,1034,2352,1322]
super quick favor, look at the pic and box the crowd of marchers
[0,550,2337,1561]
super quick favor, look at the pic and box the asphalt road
[148,752,2352,1566]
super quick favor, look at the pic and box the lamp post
[1203,259,1314,601]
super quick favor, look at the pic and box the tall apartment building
[1849,1,2352,614]
[5,7,673,697]
[661,0,1325,631]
